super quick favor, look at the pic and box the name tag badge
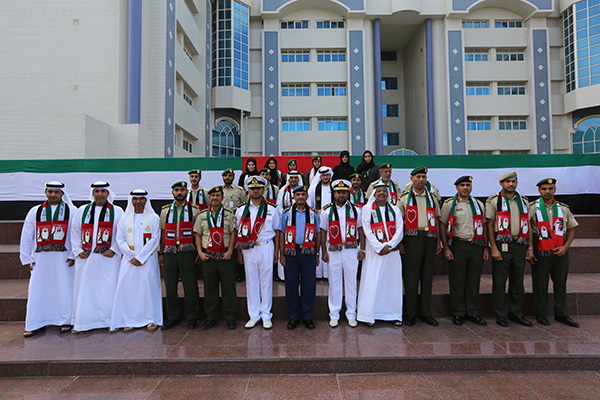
[501,243,508,252]
[229,201,234,208]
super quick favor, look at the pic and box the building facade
[1,0,599,159]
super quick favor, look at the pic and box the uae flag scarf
[446,194,484,247]
[284,205,317,256]
[327,202,358,251]
[81,201,115,254]
[235,199,268,250]
[495,190,529,245]
[35,200,70,252]
[535,198,564,257]
[404,185,437,238]
[205,204,226,259]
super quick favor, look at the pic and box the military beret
[222,169,234,176]
[410,166,427,176]
[259,167,271,175]
[287,159,297,165]
[536,178,557,187]
[332,179,351,191]
[379,163,393,170]
[454,176,473,185]
[208,186,223,195]
[293,185,308,194]
[188,169,201,175]
[247,176,267,188]
[499,171,517,182]
[312,155,322,161]
[171,181,187,189]
[91,181,110,188]
[349,173,362,180]
[130,189,148,196]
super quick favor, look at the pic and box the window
[382,104,399,117]
[211,0,249,89]
[183,45,193,61]
[281,21,309,29]
[499,150,530,154]
[183,139,193,153]
[499,117,527,130]
[467,117,491,131]
[317,84,346,96]
[318,118,347,131]
[282,84,310,97]
[282,118,310,131]
[570,0,600,89]
[495,21,523,28]
[462,20,488,28]
[564,6,576,93]
[316,21,345,29]
[381,77,398,90]
[466,83,490,95]
[282,50,310,62]
[317,50,346,62]
[497,82,526,95]
[381,51,397,61]
[383,133,399,146]
[212,119,241,157]
[183,92,193,106]
[573,116,600,153]
[388,148,417,156]
[465,49,489,61]
[496,49,525,61]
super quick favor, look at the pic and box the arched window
[212,119,241,157]
[388,148,418,156]
[573,117,600,154]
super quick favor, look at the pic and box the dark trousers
[401,231,437,319]
[284,246,317,320]
[491,241,527,317]
[532,239,569,318]
[202,257,238,321]
[164,251,200,321]
[448,240,484,317]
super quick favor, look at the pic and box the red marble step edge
[2,292,599,322]
[0,355,598,377]
[2,215,598,245]
[2,245,599,280]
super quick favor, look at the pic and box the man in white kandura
[20,181,78,338]
[320,180,365,328]
[357,182,404,327]
[307,166,333,279]
[111,189,162,332]
[71,181,124,333]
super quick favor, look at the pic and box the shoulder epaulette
[521,195,529,201]
[190,204,199,209]
[444,197,453,204]
[266,202,276,209]
[487,194,498,201]
[283,207,290,213]
[558,201,570,208]
[198,208,208,214]
[322,203,333,210]
[237,202,247,208]
[400,190,409,197]
[162,204,170,209]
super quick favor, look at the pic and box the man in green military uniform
[485,171,533,328]
[528,178,579,327]
[194,186,238,330]
[221,168,247,281]
[399,165,441,326]
[159,181,200,330]
[440,175,489,326]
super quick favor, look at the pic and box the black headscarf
[332,150,355,181]
[238,158,259,187]
[356,150,375,175]
[263,157,281,186]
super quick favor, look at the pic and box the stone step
[3,239,600,279]
[2,274,600,322]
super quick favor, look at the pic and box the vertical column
[533,29,552,154]
[127,0,142,125]
[164,0,176,157]
[373,19,383,156]
[264,32,279,156]
[349,30,366,156]
[425,19,436,155]
[447,31,466,155]
[205,0,212,156]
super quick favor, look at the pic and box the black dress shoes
[496,317,508,327]
[508,315,533,327]
[188,319,198,330]
[452,316,463,326]
[304,319,315,329]
[419,316,439,326]
[536,316,550,326]
[287,319,299,330]
[201,320,217,330]
[465,315,487,326]
[555,316,580,328]
[161,319,181,331]
[404,317,416,326]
